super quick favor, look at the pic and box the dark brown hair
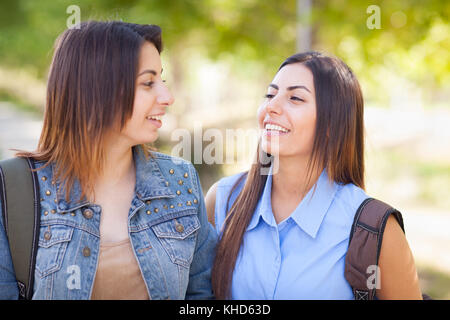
[16,20,162,201]
[212,51,365,299]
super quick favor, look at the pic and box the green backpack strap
[0,157,41,300]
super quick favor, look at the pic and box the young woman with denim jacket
[0,21,217,300]
[205,52,423,300]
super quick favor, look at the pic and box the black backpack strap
[344,198,404,300]
[0,157,41,300]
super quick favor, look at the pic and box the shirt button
[175,224,184,233]
[82,246,91,257]
[83,209,93,219]
[43,231,51,241]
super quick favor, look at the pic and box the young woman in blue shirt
[205,51,423,300]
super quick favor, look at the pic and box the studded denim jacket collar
[49,146,176,214]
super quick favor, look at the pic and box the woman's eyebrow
[268,83,311,93]
[269,84,279,90]
[287,85,311,93]
[138,69,157,77]
[137,68,163,77]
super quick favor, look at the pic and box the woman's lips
[147,118,162,128]
[263,129,290,137]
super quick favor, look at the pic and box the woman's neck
[92,138,136,199]
[271,155,322,202]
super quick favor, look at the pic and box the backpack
[345,197,432,300]
[0,157,41,300]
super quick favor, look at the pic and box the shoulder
[205,172,247,226]
[149,151,203,196]
[210,171,248,231]
[216,171,247,190]
[150,151,193,168]
[332,182,370,221]
[377,214,422,299]
[205,182,218,226]
[214,171,247,206]
[150,151,198,179]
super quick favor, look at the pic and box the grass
[0,89,42,116]
[417,264,450,299]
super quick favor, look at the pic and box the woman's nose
[157,83,175,106]
[266,96,283,115]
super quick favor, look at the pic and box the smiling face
[119,41,174,146]
[257,63,317,159]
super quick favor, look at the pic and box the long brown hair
[212,51,365,299]
[15,21,162,202]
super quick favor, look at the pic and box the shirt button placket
[271,226,282,299]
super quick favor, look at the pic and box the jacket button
[178,180,183,185]
[83,209,93,219]
[184,173,188,178]
[146,210,151,215]
[169,169,174,174]
[176,224,184,233]
[154,208,159,213]
[45,190,51,196]
[83,246,91,257]
[43,231,51,240]
[170,205,174,209]
[187,188,193,194]
[41,176,47,181]
[193,199,198,204]
[176,190,181,195]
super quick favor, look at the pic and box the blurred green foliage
[0,0,448,102]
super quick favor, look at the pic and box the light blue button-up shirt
[214,167,369,299]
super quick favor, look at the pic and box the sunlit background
[0,0,449,299]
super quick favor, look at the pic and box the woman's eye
[264,94,275,99]
[143,81,154,87]
[291,96,304,102]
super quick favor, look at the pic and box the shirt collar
[246,165,276,231]
[289,169,338,238]
[55,146,174,213]
[246,166,339,239]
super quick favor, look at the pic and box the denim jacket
[0,146,217,299]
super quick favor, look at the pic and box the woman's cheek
[256,104,266,128]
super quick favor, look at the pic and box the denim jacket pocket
[35,224,73,278]
[151,213,200,268]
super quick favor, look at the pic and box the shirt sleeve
[184,164,218,300]
[0,190,20,299]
